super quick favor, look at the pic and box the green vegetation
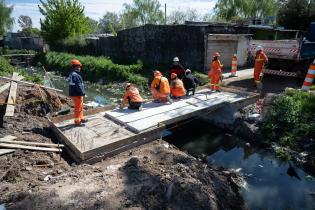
[214,0,278,22]
[278,0,315,31]
[263,89,315,150]
[274,147,291,161]
[39,0,92,45]
[0,0,13,35]
[43,52,147,87]
[0,48,36,55]
[194,72,208,85]
[0,56,42,83]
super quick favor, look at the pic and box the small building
[205,34,252,71]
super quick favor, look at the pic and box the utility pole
[165,3,167,25]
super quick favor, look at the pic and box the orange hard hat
[154,70,162,77]
[71,59,82,66]
[171,73,177,79]
[213,52,220,57]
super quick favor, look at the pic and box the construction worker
[230,54,238,77]
[170,73,186,99]
[254,46,268,89]
[150,70,172,104]
[120,83,143,110]
[208,52,223,92]
[183,69,200,96]
[168,57,185,79]
[68,59,87,126]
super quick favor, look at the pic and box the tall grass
[0,56,42,83]
[43,52,147,87]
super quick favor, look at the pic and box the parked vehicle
[249,22,315,78]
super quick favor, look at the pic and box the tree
[99,12,122,33]
[214,0,279,22]
[167,8,199,24]
[18,15,32,29]
[87,17,100,34]
[22,27,41,37]
[0,0,14,35]
[121,0,164,29]
[278,0,315,30]
[38,0,92,45]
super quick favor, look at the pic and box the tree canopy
[38,0,91,45]
[121,0,164,28]
[214,0,279,22]
[167,8,199,24]
[277,0,315,31]
[99,12,122,33]
[18,15,32,29]
[0,0,14,35]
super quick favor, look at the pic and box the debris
[258,165,264,168]
[0,149,15,156]
[44,175,53,181]
[106,164,122,171]
[5,73,23,117]
[163,143,170,149]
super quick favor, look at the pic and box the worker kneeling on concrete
[150,70,172,104]
[170,73,186,99]
[254,46,268,90]
[68,59,87,126]
[183,69,200,96]
[120,83,143,110]
[208,52,223,92]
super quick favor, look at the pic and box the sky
[7,0,217,32]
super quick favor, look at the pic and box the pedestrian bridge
[50,88,258,163]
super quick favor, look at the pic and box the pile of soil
[0,82,246,210]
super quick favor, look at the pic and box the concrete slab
[105,90,246,133]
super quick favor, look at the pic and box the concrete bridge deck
[50,89,258,163]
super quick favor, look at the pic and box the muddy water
[164,120,315,210]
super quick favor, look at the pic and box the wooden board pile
[0,135,63,156]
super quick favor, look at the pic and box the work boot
[81,119,89,123]
[74,123,85,127]
[138,106,143,111]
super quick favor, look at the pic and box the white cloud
[7,0,217,32]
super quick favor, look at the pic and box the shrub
[262,88,315,150]
[43,52,147,86]
[0,56,42,83]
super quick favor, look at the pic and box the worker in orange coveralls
[208,52,223,92]
[120,83,143,110]
[68,59,87,126]
[170,73,186,99]
[150,70,172,104]
[254,45,268,90]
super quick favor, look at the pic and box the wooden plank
[50,105,115,124]
[0,143,62,152]
[0,149,15,156]
[5,73,20,117]
[0,83,11,94]
[0,135,17,141]
[0,140,64,148]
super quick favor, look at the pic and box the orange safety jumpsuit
[121,87,143,108]
[254,51,268,82]
[150,76,170,102]
[72,96,84,125]
[208,60,223,91]
[170,78,186,98]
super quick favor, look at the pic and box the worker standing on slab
[208,52,223,92]
[183,69,200,96]
[68,59,87,126]
[170,73,186,99]
[230,54,238,77]
[151,70,172,104]
[254,46,268,89]
[121,83,143,110]
[169,57,186,79]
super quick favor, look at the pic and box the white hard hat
[173,57,179,62]
[185,69,191,74]
[233,53,237,57]
[256,45,263,51]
